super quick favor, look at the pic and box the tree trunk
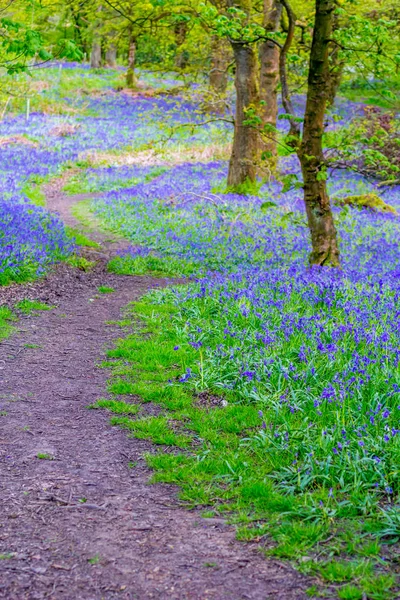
[209,36,229,94]
[90,39,102,68]
[126,34,136,88]
[326,14,344,106]
[208,36,230,114]
[259,0,282,164]
[174,22,188,69]
[297,0,340,267]
[69,6,89,57]
[227,42,260,188]
[105,44,117,68]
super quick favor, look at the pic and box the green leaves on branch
[0,16,81,74]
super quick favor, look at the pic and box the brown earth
[0,181,315,599]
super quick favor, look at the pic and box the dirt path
[0,182,312,599]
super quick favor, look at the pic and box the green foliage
[65,227,100,248]
[0,3,81,75]
[107,254,196,278]
[15,299,52,314]
[65,255,95,271]
[0,306,17,341]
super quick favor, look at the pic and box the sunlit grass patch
[92,398,139,414]
[70,199,104,230]
[65,255,95,271]
[65,227,100,248]
[0,306,17,341]
[107,253,196,278]
[110,414,192,447]
[21,181,46,207]
[15,299,53,314]
[81,143,232,169]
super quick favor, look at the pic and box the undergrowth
[96,295,400,600]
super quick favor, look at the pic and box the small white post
[26,97,30,121]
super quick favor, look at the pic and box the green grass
[107,254,197,278]
[15,299,53,315]
[65,255,95,271]
[0,306,17,340]
[65,226,100,248]
[91,398,139,414]
[36,452,54,460]
[98,285,115,294]
[21,181,46,207]
[93,295,400,599]
[63,166,167,196]
[0,264,45,287]
[70,199,103,230]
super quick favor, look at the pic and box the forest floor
[0,180,312,599]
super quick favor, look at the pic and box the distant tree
[259,0,281,168]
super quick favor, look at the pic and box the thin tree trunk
[298,0,340,266]
[126,32,136,88]
[326,14,344,106]
[280,0,301,144]
[90,39,102,68]
[105,44,117,68]
[259,0,282,164]
[174,22,188,69]
[70,6,89,56]
[227,42,260,188]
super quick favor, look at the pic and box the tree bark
[126,33,136,88]
[174,22,189,69]
[209,36,229,94]
[280,0,301,145]
[208,36,230,114]
[105,44,117,68]
[90,39,102,68]
[297,0,340,266]
[326,14,344,106]
[259,0,282,164]
[227,42,260,188]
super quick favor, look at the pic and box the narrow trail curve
[0,181,312,599]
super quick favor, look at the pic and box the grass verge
[96,294,400,600]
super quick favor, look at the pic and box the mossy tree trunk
[208,36,231,114]
[297,0,340,266]
[210,36,229,90]
[90,38,102,68]
[259,0,282,166]
[174,22,188,69]
[126,31,136,89]
[227,42,260,188]
[105,43,117,68]
[326,14,344,107]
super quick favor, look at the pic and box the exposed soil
[0,181,314,599]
